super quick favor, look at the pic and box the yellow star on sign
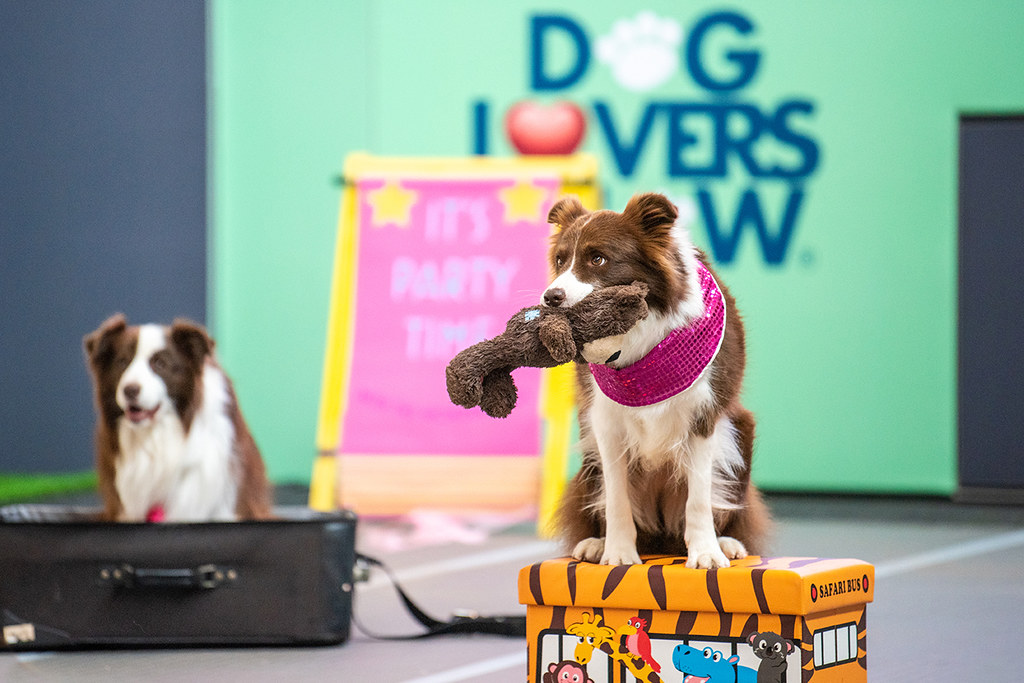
[366,181,418,227]
[498,180,548,224]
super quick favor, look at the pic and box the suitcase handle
[99,563,236,590]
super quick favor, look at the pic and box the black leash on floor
[352,553,526,639]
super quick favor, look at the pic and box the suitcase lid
[0,504,356,525]
[518,555,874,616]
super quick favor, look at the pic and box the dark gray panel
[0,1,207,472]
[958,116,1024,492]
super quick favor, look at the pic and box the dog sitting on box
[541,193,769,568]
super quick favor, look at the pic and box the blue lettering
[699,188,803,264]
[666,103,726,177]
[686,11,760,92]
[514,11,819,266]
[530,15,590,91]
[770,99,820,178]
[593,101,659,176]
[600,101,817,180]
[715,104,768,177]
[471,100,488,155]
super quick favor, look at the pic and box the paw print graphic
[596,11,683,92]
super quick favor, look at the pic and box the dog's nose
[543,288,566,307]
[123,383,140,400]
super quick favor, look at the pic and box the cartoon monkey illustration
[747,631,794,683]
[542,659,593,683]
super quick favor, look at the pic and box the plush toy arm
[537,315,576,365]
[478,369,518,418]
[445,350,486,409]
[446,337,516,409]
[445,306,551,417]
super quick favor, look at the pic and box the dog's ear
[622,192,678,235]
[83,313,128,366]
[547,195,588,231]
[170,318,213,367]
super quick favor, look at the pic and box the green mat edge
[0,472,98,504]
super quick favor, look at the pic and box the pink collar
[589,262,726,407]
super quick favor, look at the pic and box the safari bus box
[519,555,874,683]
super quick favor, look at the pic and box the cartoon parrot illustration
[619,616,661,674]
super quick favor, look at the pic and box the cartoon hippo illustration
[672,644,757,683]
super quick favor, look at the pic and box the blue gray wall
[0,0,207,472]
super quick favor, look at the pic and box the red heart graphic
[505,101,586,155]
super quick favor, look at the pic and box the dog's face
[542,193,686,314]
[84,315,213,430]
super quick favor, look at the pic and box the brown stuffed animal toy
[445,282,649,418]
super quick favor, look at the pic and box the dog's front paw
[600,538,642,566]
[686,539,731,569]
[718,536,747,560]
[571,537,642,565]
[572,537,605,562]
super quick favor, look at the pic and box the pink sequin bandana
[589,262,726,407]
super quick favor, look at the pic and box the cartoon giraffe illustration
[566,613,614,666]
[567,613,663,682]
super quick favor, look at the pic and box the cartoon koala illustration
[747,631,794,683]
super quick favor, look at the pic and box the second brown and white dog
[544,193,769,568]
[84,314,272,522]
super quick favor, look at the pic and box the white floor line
[874,527,1024,578]
[363,539,560,589]
[401,651,526,683]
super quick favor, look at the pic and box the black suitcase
[0,504,356,650]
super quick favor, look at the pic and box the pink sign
[339,176,560,456]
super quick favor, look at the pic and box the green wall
[210,1,368,482]
[211,1,1024,492]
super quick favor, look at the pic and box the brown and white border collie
[543,192,769,568]
[84,314,272,522]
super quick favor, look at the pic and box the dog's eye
[150,355,169,372]
[590,254,607,267]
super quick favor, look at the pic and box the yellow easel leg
[308,453,338,512]
[537,363,577,536]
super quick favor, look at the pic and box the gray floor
[3,490,1023,681]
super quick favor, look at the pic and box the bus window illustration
[813,622,858,669]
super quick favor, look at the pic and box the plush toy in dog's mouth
[125,404,160,423]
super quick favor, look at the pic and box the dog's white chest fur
[115,326,238,522]
[590,370,742,507]
[591,373,714,459]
